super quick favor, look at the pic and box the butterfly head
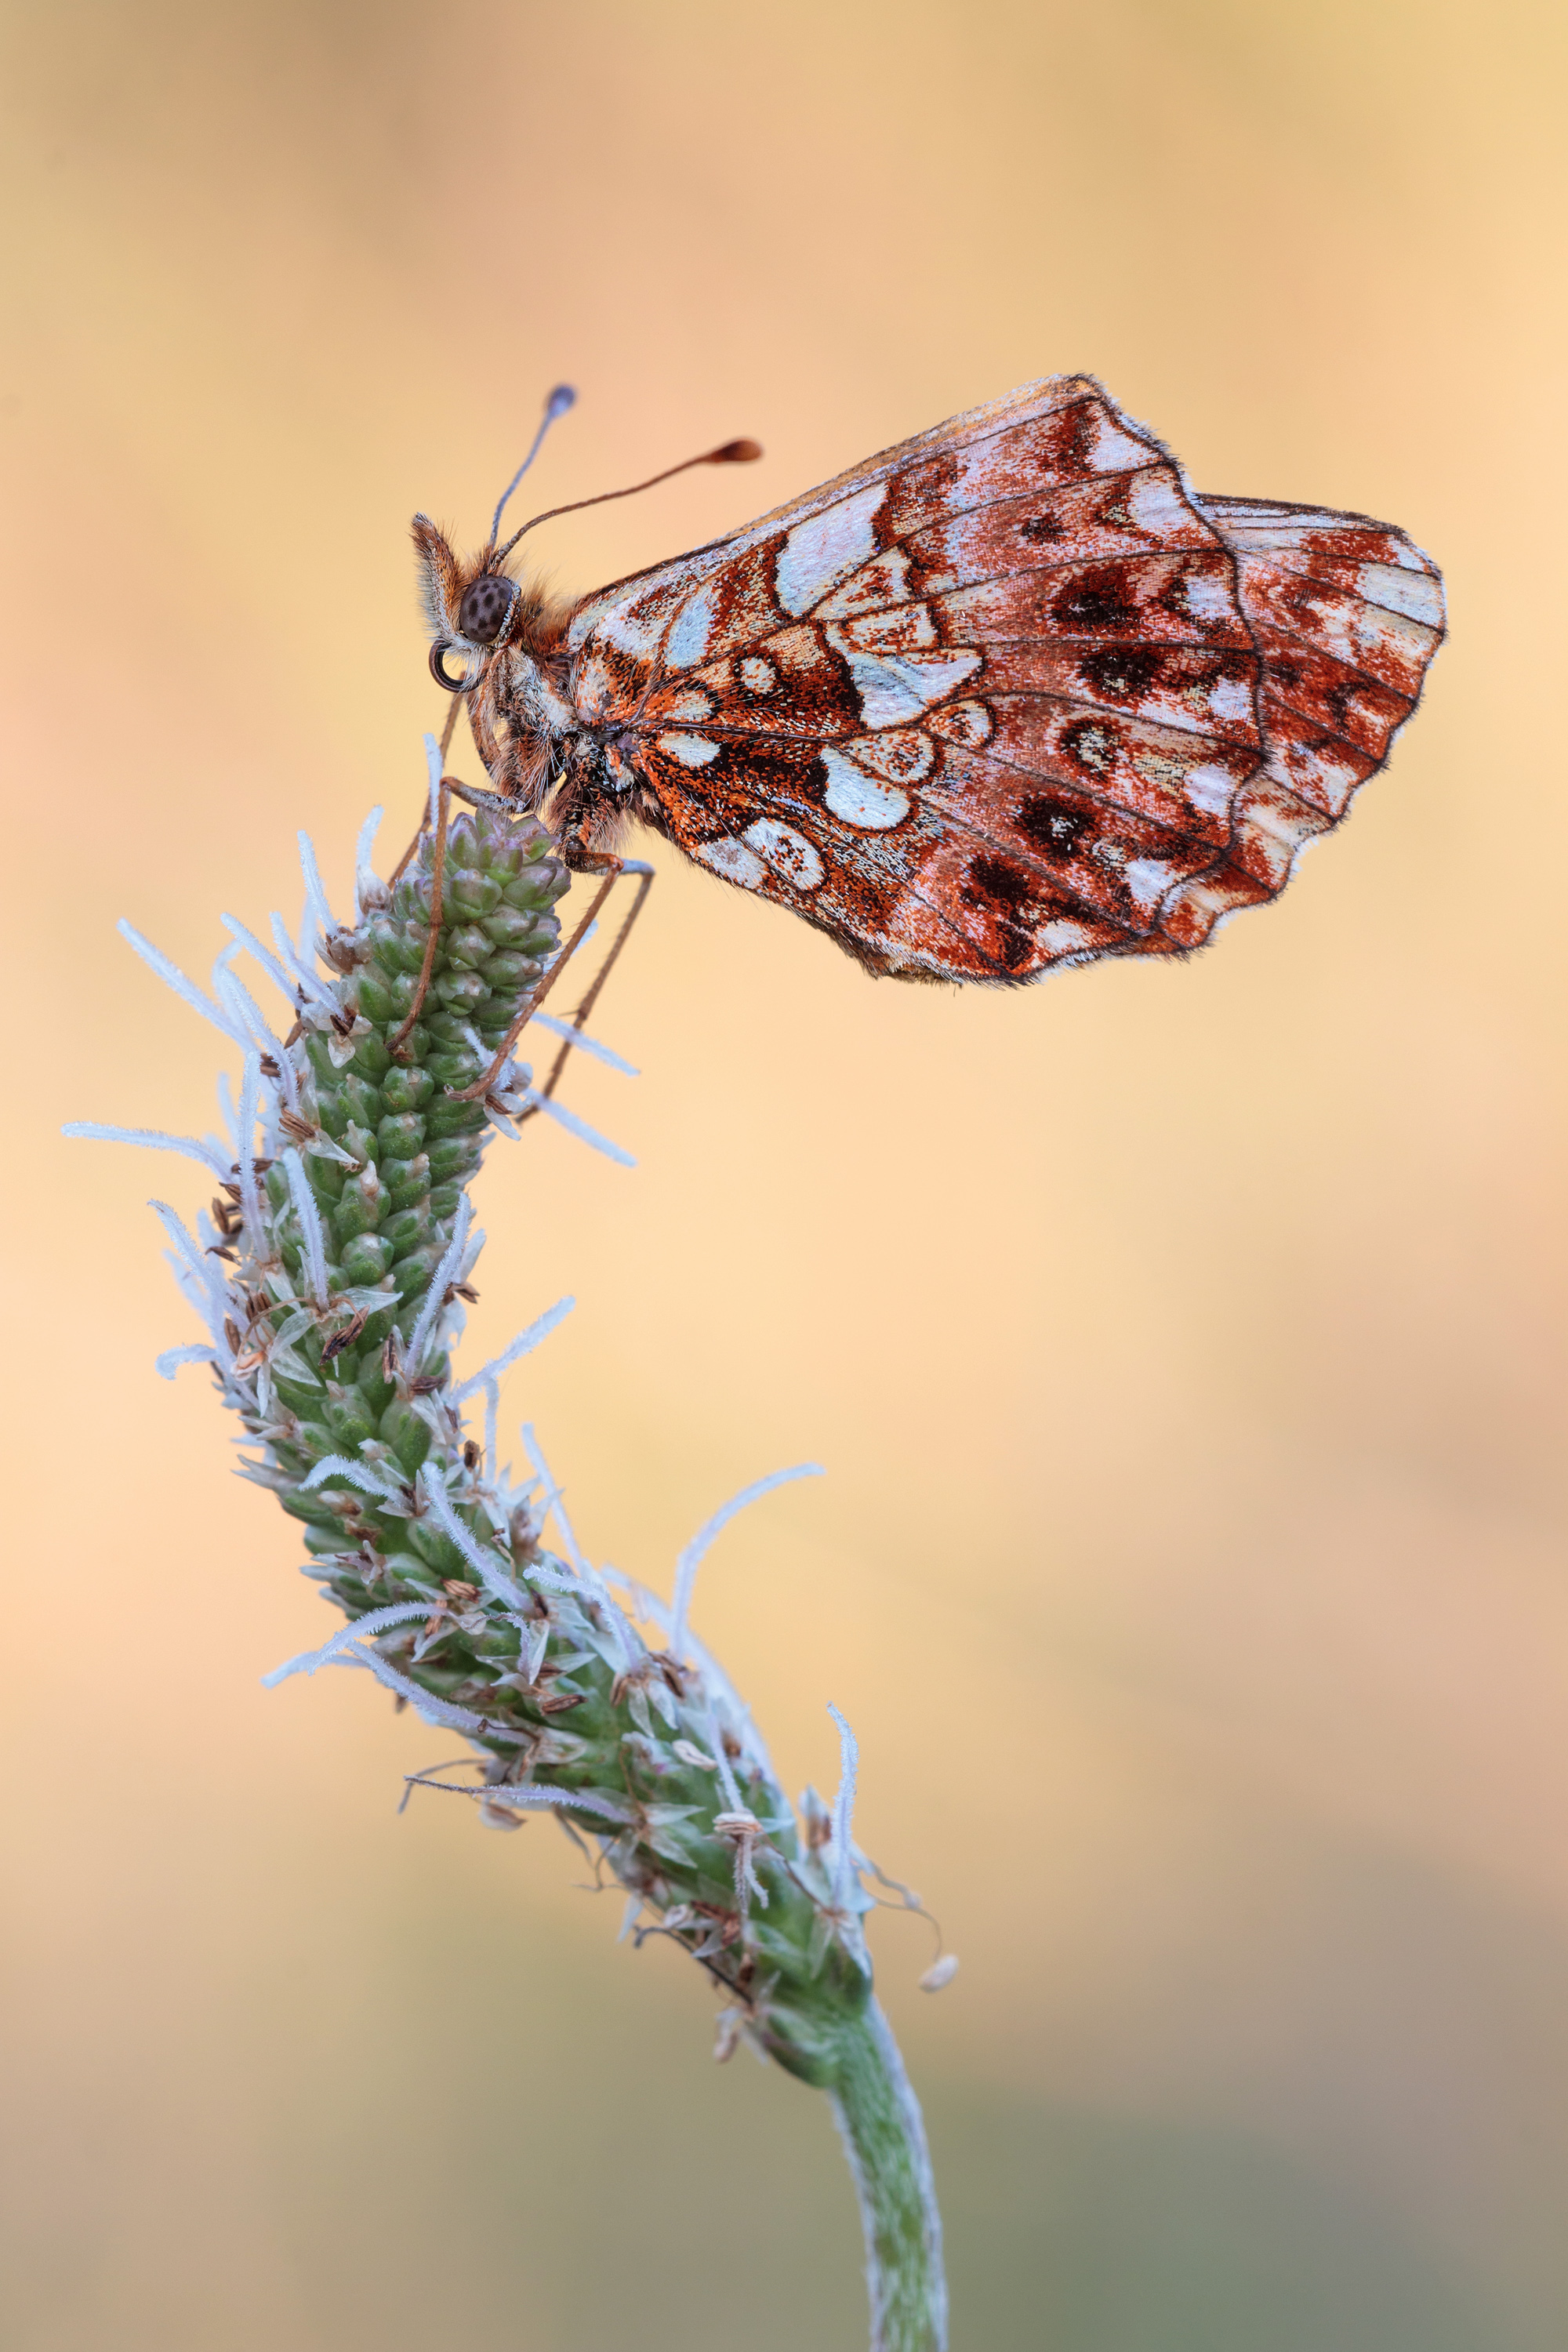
[411,515,564,691]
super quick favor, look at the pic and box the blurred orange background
[2,2,1565,2345]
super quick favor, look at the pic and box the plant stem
[830,2002,947,2352]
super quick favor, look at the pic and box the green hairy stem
[77,792,946,2352]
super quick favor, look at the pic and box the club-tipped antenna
[489,383,578,545]
[495,435,763,563]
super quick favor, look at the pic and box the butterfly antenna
[489,384,579,546]
[495,435,763,562]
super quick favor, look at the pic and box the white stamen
[519,1088,634,1167]
[266,912,339,1011]
[262,1601,431,1687]
[519,1421,588,1575]
[62,1121,231,1177]
[419,1466,529,1611]
[406,1777,633,1825]
[350,804,385,927]
[297,829,337,946]
[299,1453,405,1501]
[219,913,310,1013]
[148,1200,228,1339]
[451,1295,575,1403]
[212,967,295,1104]
[405,1198,473,1371]
[117,920,244,1043]
[529,1014,640,1076]
[281,1148,329,1305]
[344,1646,521,1737]
[237,1052,264,1238]
[483,1379,499,1483]
[826,1701,859,1915]
[705,1708,746,1815]
[670,1463,824,1663]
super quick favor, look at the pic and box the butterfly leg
[521,860,655,1114]
[445,777,519,816]
[386,704,524,1049]
[445,849,644,1105]
[387,764,454,1056]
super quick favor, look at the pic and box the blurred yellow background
[2,1,1564,2344]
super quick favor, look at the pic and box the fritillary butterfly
[416,376,1444,986]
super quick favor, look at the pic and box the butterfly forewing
[558,381,1443,982]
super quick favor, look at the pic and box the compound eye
[457,573,517,645]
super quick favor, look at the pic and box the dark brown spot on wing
[1014,795,1094,858]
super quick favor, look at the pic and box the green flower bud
[425,1097,487,1139]
[447,870,503,920]
[379,1396,433,1476]
[445,921,495,971]
[377,1112,426,1160]
[379,1065,433,1113]
[339,1232,394,1285]
[480,949,536,989]
[432,968,490,1011]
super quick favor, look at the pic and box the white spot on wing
[1182,762,1235,815]
[600,597,676,659]
[1356,561,1444,626]
[742,819,824,891]
[661,688,714,722]
[666,581,721,670]
[821,746,911,830]
[695,837,766,888]
[574,655,614,723]
[1206,675,1253,725]
[657,732,721,768]
[1178,568,1234,624]
[775,483,887,618]
[833,643,983,729]
[740,655,778,695]
[1122,857,1176,913]
[1081,408,1158,478]
[1127,468,1206,541]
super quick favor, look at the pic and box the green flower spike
[67,760,949,2352]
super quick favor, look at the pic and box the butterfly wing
[565,379,1443,982]
[1180,493,1446,918]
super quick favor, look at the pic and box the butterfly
[414,376,1444,988]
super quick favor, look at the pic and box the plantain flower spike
[66,753,949,2352]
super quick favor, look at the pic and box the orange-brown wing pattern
[565,379,1443,982]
